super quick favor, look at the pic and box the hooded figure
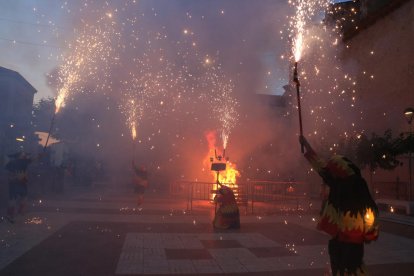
[5,152,33,223]
[300,136,378,276]
[132,162,148,206]
[213,184,240,229]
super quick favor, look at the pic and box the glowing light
[364,208,375,228]
[290,0,330,61]
[54,12,119,113]
[25,217,43,225]
[204,131,240,200]
[121,98,141,141]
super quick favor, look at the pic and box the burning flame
[131,121,137,140]
[216,161,240,187]
[204,131,240,199]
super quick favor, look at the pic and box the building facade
[330,0,414,196]
[0,66,37,162]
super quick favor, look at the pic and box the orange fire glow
[204,131,240,199]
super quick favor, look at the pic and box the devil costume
[213,185,240,229]
[305,147,379,276]
[5,152,32,222]
[133,165,148,194]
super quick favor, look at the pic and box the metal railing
[170,180,308,213]
[248,180,308,212]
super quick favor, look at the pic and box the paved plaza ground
[1,184,414,276]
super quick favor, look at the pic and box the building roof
[0,66,37,94]
[256,93,286,108]
[326,0,411,41]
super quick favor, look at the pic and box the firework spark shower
[54,10,119,113]
[0,0,374,183]
[290,0,331,62]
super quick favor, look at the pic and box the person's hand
[299,135,305,146]
[299,135,311,152]
[299,135,308,148]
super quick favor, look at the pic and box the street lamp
[404,107,414,124]
[404,107,414,200]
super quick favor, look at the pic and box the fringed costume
[305,148,379,276]
[5,153,32,223]
[132,164,148,206]
[213,185,240,229]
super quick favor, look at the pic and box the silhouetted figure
[300,136,379,276]
[213,184,240,229]
[5,152,33,223]
[132,162,148,206]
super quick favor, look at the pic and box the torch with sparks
[290,0,323,153]
[43,111,57,151]
[44,12,118,149]
[291,0,307,153]
[289,1,332,152]
[293,62,304,153]
[123,98,142,163]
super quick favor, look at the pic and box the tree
[330,130,401,187]
[394,131,414,157]
[358,130,400,171]
[32,97,55,132]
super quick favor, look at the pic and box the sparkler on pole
[43,107,57,152]
[293,62,304,153]
[121,97,140,163]
[131,121,137,163]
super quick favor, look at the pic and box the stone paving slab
[1,189,414,275]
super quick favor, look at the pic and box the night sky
[0,0,293,102]
[0,0,361,182]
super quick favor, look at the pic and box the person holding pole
[299,135,379,276]
[5,152,33,223]
[132,161,148,206]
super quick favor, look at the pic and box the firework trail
[290,0,331,62]
[286,0,364,149]
[54,12,119,113]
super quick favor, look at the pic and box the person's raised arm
[299,135,313,154]
[299,135,326,173]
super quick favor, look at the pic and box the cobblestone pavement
[1,186,414,275]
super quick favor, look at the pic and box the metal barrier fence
[170,180,308,213]
[248,180,308,212]
[372,180,408,200]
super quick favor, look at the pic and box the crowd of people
[1,149,108,223]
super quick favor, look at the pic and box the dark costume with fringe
[5,153,32,222]
[213,185,240,229]
[6,153,32,200]
[305,149,379,276]
[133,165,148,195]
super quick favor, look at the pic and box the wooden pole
[293,62,304,153]
[43,111,56,152]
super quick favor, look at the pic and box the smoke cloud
[38,0,360,190]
